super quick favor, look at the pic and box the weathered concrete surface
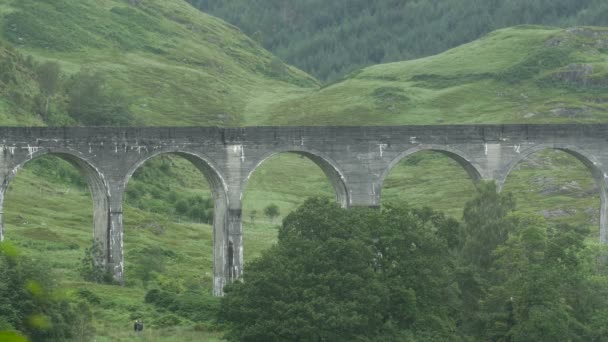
[0,124,607,295]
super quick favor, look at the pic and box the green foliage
[410,73,495,89]
[36,62,61,98]
[35,61,61,117]
[192,0,608,81]
[371,86,410,112]
[153,314,181,328]
[0,332,27,342]
[129,246,175,285]
[268,57,286,77]
[263,203,279,222]
[66,71,134,126]
[79,240,113,284]
[27,156,87,188]
[72,301,94,342]
[219,198,457,341]
[75,289,102,305]
[497,47,574,83]
[0,242,78,341]
[221,186,608,341]
[0,0,318,127]
[455,184,608,340]
[461,182,516,270]
[126,156,214,223]
[145,288,220,323]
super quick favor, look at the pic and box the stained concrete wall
[0,125,607,295]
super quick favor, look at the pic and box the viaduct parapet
[0,125,607,295]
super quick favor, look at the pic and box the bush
[264,203,280,222]
[0,242,79,341]
[79,240,113,284]
[76,288,101,305]
[145,288,220,323]
[66,71,134,126]
[153,314,181,328]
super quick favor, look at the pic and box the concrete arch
[500,143,608,242]
[500,143,603,187]
[242,148,350,208]
[378,145,485,198]
[0,149,110,260]
[122,150,230,295]
[123,150,228,204]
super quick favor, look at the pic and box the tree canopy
[0,243,80,341]
[219,197,460,341]
[219,185,608,341]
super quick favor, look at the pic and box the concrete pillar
[600,189,608,244]
[212,199,229,296]
[226,208,243,282]
[212,198,243,295]
[107,196,124,284]
[213,173,243,295]
[213,206,243,296]
[347,178,381,208]
[0,190,4,242]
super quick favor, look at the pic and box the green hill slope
[0,0,316,126]
[190,0,608,81]
[263,26,608,125]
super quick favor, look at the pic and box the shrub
[264,203,280,222]
[79,240,113,284]
[66,71,134,126]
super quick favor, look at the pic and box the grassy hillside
[0,0,316,126]
[191,0,608,81]
[0,2,606,340]
[261,26,608,125]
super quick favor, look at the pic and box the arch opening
[2,153,108,279]
[502,148,604,240]
[379,149,482,217]
[241,152,348,260]
[122,152,228,294]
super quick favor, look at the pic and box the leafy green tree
[219,198,457,341]
[67,71,133,126]
[457,182,517,337]
[456,183,608,340]
[461,181,516,271]
[479,219,590,341]
[35,61,61,117]
[263,203,280,223]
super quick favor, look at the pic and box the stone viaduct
[0,124,607,295]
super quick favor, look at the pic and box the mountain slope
[0,0,317,126]
[262,26,608,125]
[191,0,608,80]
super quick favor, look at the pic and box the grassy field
[0,0,606,339]
[262,26,608,125]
